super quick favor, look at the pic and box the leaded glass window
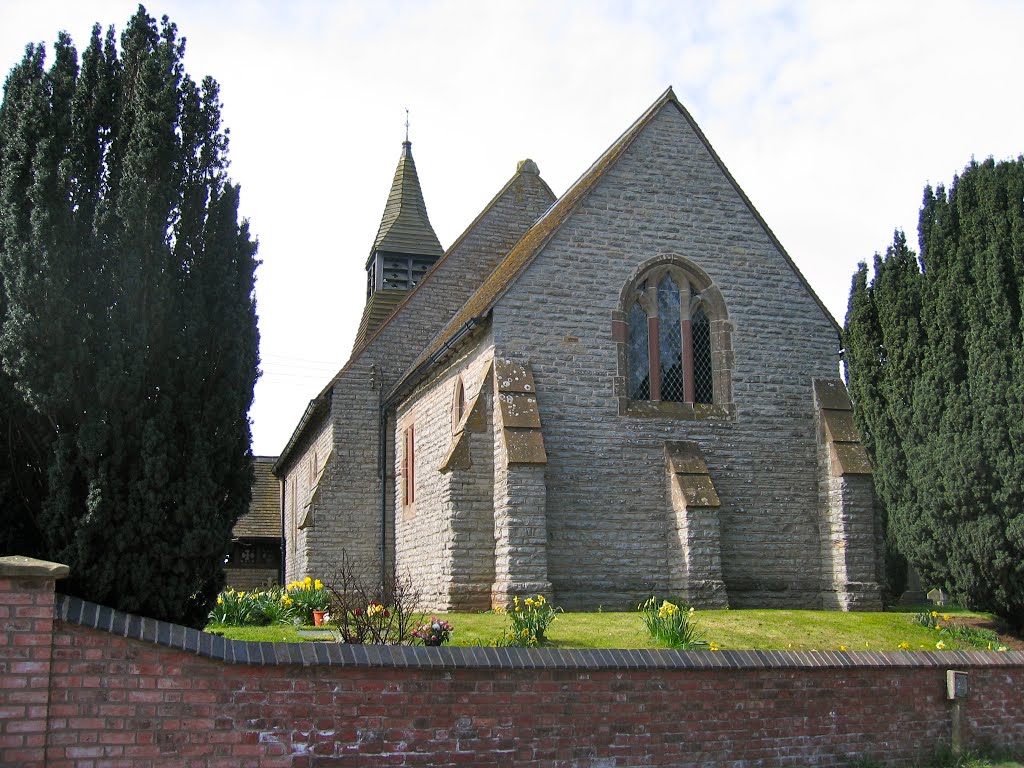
[657,276,684,402]
[692,306,713,404]
[618,260,728,412]
[627,301,650,399]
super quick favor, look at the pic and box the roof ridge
[274,162,555,473]
[391,88,680,395]
[391,83,839,398]
[349,163,554,359]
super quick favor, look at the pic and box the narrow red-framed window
[402,425,415,506]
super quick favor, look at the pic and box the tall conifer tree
[845,159,1024,630]
[0,8,259,627]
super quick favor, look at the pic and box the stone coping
[54,594,1024,671]
[0,555,71,579]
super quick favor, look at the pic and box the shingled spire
[354,140,444,349]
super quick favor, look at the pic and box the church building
[274,87,884,612]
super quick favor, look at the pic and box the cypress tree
[0,8,259,627]
[846,159,1024,630]
[843,238,923,602]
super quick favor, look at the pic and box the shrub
[639,597,709,649]
[322,552,421,645]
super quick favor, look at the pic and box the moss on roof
[395,85,841,391]
[275,164,555,474]
[398,87,680,382]
[352,289,407,350]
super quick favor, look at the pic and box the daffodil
[936,641,947,650]
[314,579,323,590]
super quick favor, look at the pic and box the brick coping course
[55,592,1024,671]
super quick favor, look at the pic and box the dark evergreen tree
[845,159,1024,630]
[0,8,259,627]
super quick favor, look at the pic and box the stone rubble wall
[278,169,555,586]
[394,335,497,610]
[280,409,333,585]
[490,102,844,609]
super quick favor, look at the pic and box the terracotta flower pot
[312,610,325,626]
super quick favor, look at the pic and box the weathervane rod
[405,108,409,142]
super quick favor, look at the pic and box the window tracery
[614,256,733,419]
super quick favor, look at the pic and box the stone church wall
[280,410,331,585]
[491,103,842,609]
[394,333,496,609]
[279,167,554,585]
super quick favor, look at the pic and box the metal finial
[404,108,409,142]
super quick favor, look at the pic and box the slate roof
[352,288,407,352]
[233,456,280,539]
[274,163,554,475]
[368,141,443,263]
[392,86,840,397]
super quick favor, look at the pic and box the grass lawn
[207,604,1011,652]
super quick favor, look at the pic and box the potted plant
[286,576,332,626]
[412,617,453,646]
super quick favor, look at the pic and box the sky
[2,0,1022,457]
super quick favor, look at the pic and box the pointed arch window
[451,376,467,434]
[615,256,734,419]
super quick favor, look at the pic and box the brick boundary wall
[2,557,1023,768]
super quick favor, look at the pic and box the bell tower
[353,138,443,349]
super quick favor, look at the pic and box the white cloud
[1,0,1022,454]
